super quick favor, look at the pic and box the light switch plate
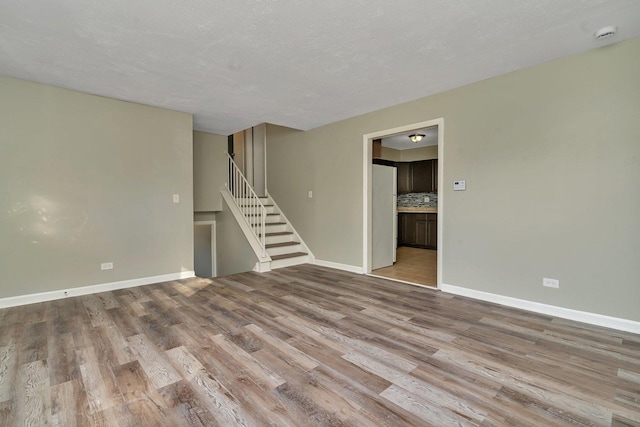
[453,180,466,191]
[173,194,180,203]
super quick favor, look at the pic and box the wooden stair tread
[266,241,300,248]
[246,213,279,216]
[265,222,287,226]
[260,231,293,237]
[270,252,308,261]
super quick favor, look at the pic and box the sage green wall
[0,76,193,298]
[216,198,258,276]
[193,131,227,212]
[400,145,438,162]
[380,146,401,161]
[380,145,437,162]
[267,124,362,266]
[267,37,640,321]
[194,224,213,278]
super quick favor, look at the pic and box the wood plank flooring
[1,264,639,426]
[372,247,437,287]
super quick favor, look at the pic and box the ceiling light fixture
[409,133,425,143]
[594,25,617,40]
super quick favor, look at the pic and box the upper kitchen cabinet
[397,162,412,194]
[396,159,438,193]
[412,160,433,193]
[432,159,438,193]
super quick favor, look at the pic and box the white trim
[362,118,444,288]
[440,283,640,334]
[314,259,364,274]
[0,271,195,309]
[211,219,217,278]
[368,274,436,290]
[193,220,215,225]
[436,122,444,288]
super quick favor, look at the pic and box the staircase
[225,153,312,271]
[239,195,311,269]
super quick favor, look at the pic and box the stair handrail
[225,153,267,257]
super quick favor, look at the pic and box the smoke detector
[594,25,617,40]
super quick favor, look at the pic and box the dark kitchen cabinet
[432,159,438,193]
[398,213,437,249]
[396,160,438,194]
[397,163,412,194]
[414,215,428,246]
[426,214,437,248]
[397,213,413,245]
[412,160,433,193]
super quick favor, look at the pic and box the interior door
[372,164,396,270]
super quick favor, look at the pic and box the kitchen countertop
[397,207,438,213]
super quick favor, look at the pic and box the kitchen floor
[372,246,437,287]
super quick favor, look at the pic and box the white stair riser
[267,244,302,257]
[242,206,277,214]
[236,198,270,205]
[270,255,310,270]
[247,215,282,224]
[231,193,310,269]
[264,223,288,233]
[264,234,295,245]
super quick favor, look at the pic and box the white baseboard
[0,271,196,309]
[440,283,640,335]
[313,259,364,274]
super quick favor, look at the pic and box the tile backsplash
[397,192,438,207]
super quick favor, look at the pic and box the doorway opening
[362,118,444,289]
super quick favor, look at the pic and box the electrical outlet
[424,196,430,203]
[173,194,180,203]
[308,191,313,198]
[543,278,559,288]
[101,262,114,270]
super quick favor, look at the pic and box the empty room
[1,1,639,426]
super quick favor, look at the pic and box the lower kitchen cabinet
[426,216,437,248]
[398,213,437,249]
[399,213,415,245]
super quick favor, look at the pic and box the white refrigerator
[372,164,397,270]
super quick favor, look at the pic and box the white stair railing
[225,153,267,257]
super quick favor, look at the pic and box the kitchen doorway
[362,118,444,289]
[372,246,437,287]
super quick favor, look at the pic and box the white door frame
[362,118,444,289]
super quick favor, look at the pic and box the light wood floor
[1,264,639,426]
[373,246,437,287]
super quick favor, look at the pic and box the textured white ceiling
[382,127,438,151]
[1,1,639,135]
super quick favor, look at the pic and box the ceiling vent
[594,25,617,40]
